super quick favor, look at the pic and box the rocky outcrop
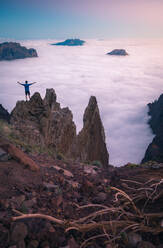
[0,42,38,61]
[11,89,76,155]
[142,94,163,163]
[52,39,85,46]
[107,49,128,56]
[74,96,109,167]
[0,104,10,122]
[10,89,109,167]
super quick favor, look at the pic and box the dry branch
[12,213,64,225]
[11,179,163,247]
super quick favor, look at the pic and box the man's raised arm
[17,81,23,85]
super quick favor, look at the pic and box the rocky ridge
[52,39,85,46]
[142,94,163,163]
[0,42,38,61]
[10,89,109,167]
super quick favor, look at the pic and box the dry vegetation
[12,178,163,247]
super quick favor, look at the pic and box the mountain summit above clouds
[52,38,85,46]
[107,49,128,56]
[10,88,109,167]
[0,42,38,60]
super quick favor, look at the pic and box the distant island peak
[51,38,85,46]
[0,42,38,61]
[107,49,128,56]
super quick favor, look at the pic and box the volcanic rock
[93,192,107,203]
[142,94,163,163]
[107,49,128,56]
[0,104,10,122]
[127,232,142,248]
[137,241,155,248]
[68,236,79,248]
[52,39,85,46]
[27,240,39,248]
[10,89,109,167]
[11,222,28,242]
[75,96,109,167]
[0,42,38,61]
[0,147,10,162]
[0,224,9,244]
[11,89,76,156]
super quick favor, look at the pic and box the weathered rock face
[0,42,38,61]
[10,93,46,146]
[11,89,109,167]
[142,94,163,163]
[0,104,10,122]
[75,96,109,167]
[107,49,128,56]
[11,89,76,155]
[52,39,85,46]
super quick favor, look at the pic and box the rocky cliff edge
[142,94,163,163]
[10,89,109,167]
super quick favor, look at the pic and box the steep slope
[142,94,163,163]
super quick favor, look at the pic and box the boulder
[0,224,9,245]
[0,147,10,162]
[127,232,142,248]
[68,236,79,248]
[0,42,38,60]
[27,240,39,248]
[11,222,28,242]
[93,192,107,203]
[52,39,85,46]
[142,94,163,163]
[107,49,128,56]
[43,183,60,192]
[0,104,10,122]
[137,241,155,248]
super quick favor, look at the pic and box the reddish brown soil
[0,156,162,248]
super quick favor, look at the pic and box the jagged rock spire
[77,96,109,167]
[44,88,57,108]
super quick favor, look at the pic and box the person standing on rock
[17,81,37,101]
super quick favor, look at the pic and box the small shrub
[92,160,102,167]
[0,120,12,136]
[56,153,65,160]
[125,163,139,168]
[20,203,28,214]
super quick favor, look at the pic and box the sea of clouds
[0,38,163,166]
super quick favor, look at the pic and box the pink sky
[1,0,163,38]
[45,0,163,35]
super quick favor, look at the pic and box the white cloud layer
[0,38,163,166]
